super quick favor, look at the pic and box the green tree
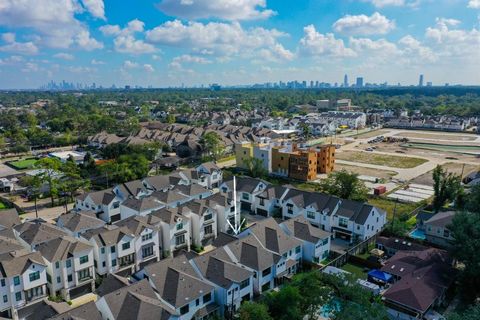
[318,169,369,201]
[449,211,480,301]
[290,271,332,319]
[299,123,313,140]
[465,184,480,214]
[20,174,42,218]
[238,302,272,320]
[264,285,303,320]
[166,114,176,124]
[432,165,463,212]
[36,157,62,206]
[447,304,480,320]
[200,132,225,161]
[61,159,89,202]
[244,157,267,178]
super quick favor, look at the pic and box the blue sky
[0,0,479,89]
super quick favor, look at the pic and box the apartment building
[316,144,336,174]
[36,237,95,300]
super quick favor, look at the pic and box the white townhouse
[205,193,236,235]
[36,236,95,300]
[142,173,186,193]
[254,185,289,217]
[14,220,69,250]
[239,218,303,284]
[177,200,218,247]
[194,162,223,189]
[56,211,106,238]
[82,225,138,276]
[280,216,331,264]
[0,252,48,320]
[95,279,173,320]
[113,215,161,270]
[223,235,281,294]
[75,189,123,223]
[148,208,192,257]
[331,200,387,243]
[219,177,269,213]
[114,180,150,200]
[190,248,254,316]
[140,255,218,320]
[120,196,165,220]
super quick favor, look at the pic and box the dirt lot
[412,162,480,186]
[336,150,428,169]
[394,131,478,142]
[334,164,397,180]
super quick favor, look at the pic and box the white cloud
[172,54,212,64]
[81,0,105,19]
[1,33,16,43]
[67,66,97,73]
[91,59,105,65]
[21,62,39,72]
[398,35,437,63]
[333,12,395,35]
[0,36,38,55]
[468,0,480,9]
[0,55,24,65]
[143,64,155,72]
[299,25,356,58]
[0,0,103,50]
[156,0,275,21]
[53,52,74,60]
[146,20,290,61]
[123,60,138,69]
[368,0,405,7]
[101,20,157,54]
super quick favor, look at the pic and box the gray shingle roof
[114,215,158,236]
[0,208,21,229]
[425,211,455,228]
[144,255,214,308]
[283,188,340,214]
[36,236,92,262]
[14,220,69,247]
[226,234,281,271]
[0,229,24,255]
[281,215,331,244]
[48,301,102,320]
[102,279,173,320]
[336,199,379,225]
[82,225,134,247]
[56,211,105,233]
[122,197,163,212]
[247,217,302,255]
[96,273,129,297]
[0,251,46,277]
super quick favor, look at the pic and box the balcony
[118,253,136,267]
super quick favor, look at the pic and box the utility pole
[391,198,398,234]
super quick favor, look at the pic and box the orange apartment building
[316,144,336,174]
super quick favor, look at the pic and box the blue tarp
[368,269,392,283]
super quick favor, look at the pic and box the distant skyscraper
[419,74,424,87]
[343,74,349,87]
[356,77,364,88]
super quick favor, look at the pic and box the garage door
[256,209,268,217]
[240,201,251,212]
[69,282,92,300]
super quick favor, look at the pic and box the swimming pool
[409,228,426,240]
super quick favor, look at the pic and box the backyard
[0,200,7,209]
[336,151,428,169]
[368,197,423,220]
[8,158,38,170]
[341,263,368,280]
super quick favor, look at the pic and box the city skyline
[0,0,479,89]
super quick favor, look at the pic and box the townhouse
[219,177,269,213]
[96,279,173,320]
[177,200,218,247]
[36,237,95,300]
[254,185,289,217]
[202,193,235,235]
[14,220,69,250]
[239,218,303,281]
[56,211,106,238]
[82,221,158,276]
[182,162,223,189]
[223,235,281,294]
[75,189,122,223]
[120,197,164,220]
[190,248,254,315]
[140,255,217,319]
[0,251,48,320]
[148,208,191,256]
[424,211,455,248]
[0,209,21,231]
[49,301,102,320]
[280,215,331,264]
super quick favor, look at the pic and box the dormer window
[177,223,183,230]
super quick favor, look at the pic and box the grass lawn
[368,197,423,220]
[336,151,428,169]
[341,263,368,280]
[0,201,7,209]
[8,158,38,170]
[217,155,236,163]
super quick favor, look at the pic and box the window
[176,223,183,231]
[142,233,153,241]
[13,276,20,286]
[80,255,89,264]
[339,217,348,228]
[0,279,5,287]
[295,246,301,254]
[112,259,117,267]
[15,292,21,302]
[113,201,120,209]
[203,292,212,304]
[322,238,329,246]
[176,234,185,246]
[204,225,213,235]
[196,298,200,306]
[242,193,249,201]
[239,278,250,289]
[67,274,73,282]
[3,295,7,303]
[204,213,212,221]
[102,261,106,268]
[262,267,271,277]
[180,304,189,315]
[307,211,315,219]
[142,246,154,258]
[101,247,105,254]
[78,269,90,281]
[57,277,61,284]
[122,242,130,250]
[444,229,450,238]
[287,204,293,214]
[66,259,71,268]
[46,274,51,283]
[29,271,40,282]
[55,261,60,269]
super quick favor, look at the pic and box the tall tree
[264,285,303,320]
[244,157,267,178]
[200,131,225,161]
[36,157,62,206]
[432,165,463,212]
[238,302,272,320]
[318,169,369,201]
